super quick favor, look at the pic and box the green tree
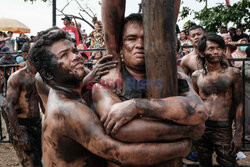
[180,0,250,32]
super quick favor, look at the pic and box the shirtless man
[92,13,208,167]
[30,29,194,167]
[5,42,42,167]
[192,33,243,167]
[101,0,181,85]
[181,25,205,76]
[34,27,117,109]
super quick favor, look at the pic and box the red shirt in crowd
[62,25,80,46]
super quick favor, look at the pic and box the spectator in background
[5,31,15,51]
[30,36,35,42]
[76,22,83,42]
[82,33,90,47]
[229,27,236,38]
[220,26,228,34]
[61,15,80,46]
[231,38,248,69]
[221,33,237,59]
[179,30,192,55]
[232,27,249,42]
[16,33,27,51]
[89,21,105,49]
[82,29,87,36]
[179,30,191,46]
[244,46,250,141]
[0,40,10,55]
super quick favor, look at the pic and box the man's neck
[206,61,222,72]
[25,61,36,76]
[65,24,70,27]
[125,65,146,80]
[53,82,83,101]
[192,47,199,55]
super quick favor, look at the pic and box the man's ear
[39,69,54,81]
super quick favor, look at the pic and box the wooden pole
[142,0,180,166]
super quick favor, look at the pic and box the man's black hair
[35,26,60,41]
[197,33,228,74]
[189,25,205,34]
[121,13,143,43]
[30,29,72,81]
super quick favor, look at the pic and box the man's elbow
[196,103,209,123]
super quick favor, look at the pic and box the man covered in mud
[33,27,118,110]
[30,29,196,167]
[192,33,243,167]
[92,12,208,167]
[5,42,42,167]
[181,25,205,76]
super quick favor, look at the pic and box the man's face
[7,32,13,38]
[121,22,145,70]
[189,28,204,47]
[63,19,70,26]
[236,28,242,36]
[220,28,227,34]
[204,41,224,64]
[179,32,186,40]
[221,34,232,44]
[48,39,85,83]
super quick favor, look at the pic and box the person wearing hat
[62,15,80,46]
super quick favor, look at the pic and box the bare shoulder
[192,69,203,78]
[7,68,26,86]
[47,89,94,126]
[227,67,241,78]
[181,53,191,64]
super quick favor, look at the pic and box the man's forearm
[102,0,125,57]
[134,97,208,125]
[112,118,202,142]
[235,104,243,137]
[5,104,22,136]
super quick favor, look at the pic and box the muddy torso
[196,68,236,121]
[14,69,40,118]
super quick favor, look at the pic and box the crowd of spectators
[177,24,249,69]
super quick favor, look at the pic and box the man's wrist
[132,98,143,116]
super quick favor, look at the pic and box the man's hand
[102,100,137,135]
[229,135,242,156]
[92,54,118,79]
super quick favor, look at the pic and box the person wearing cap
[62,15,80,46]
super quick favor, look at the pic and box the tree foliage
[180,0,250,32]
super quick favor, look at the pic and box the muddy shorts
[9,117,42,167]
[194,120,238,167]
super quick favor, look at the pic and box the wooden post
[142,0,180,166]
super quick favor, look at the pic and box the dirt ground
[1,115,250,167]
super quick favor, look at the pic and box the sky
[0,0,241,37]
